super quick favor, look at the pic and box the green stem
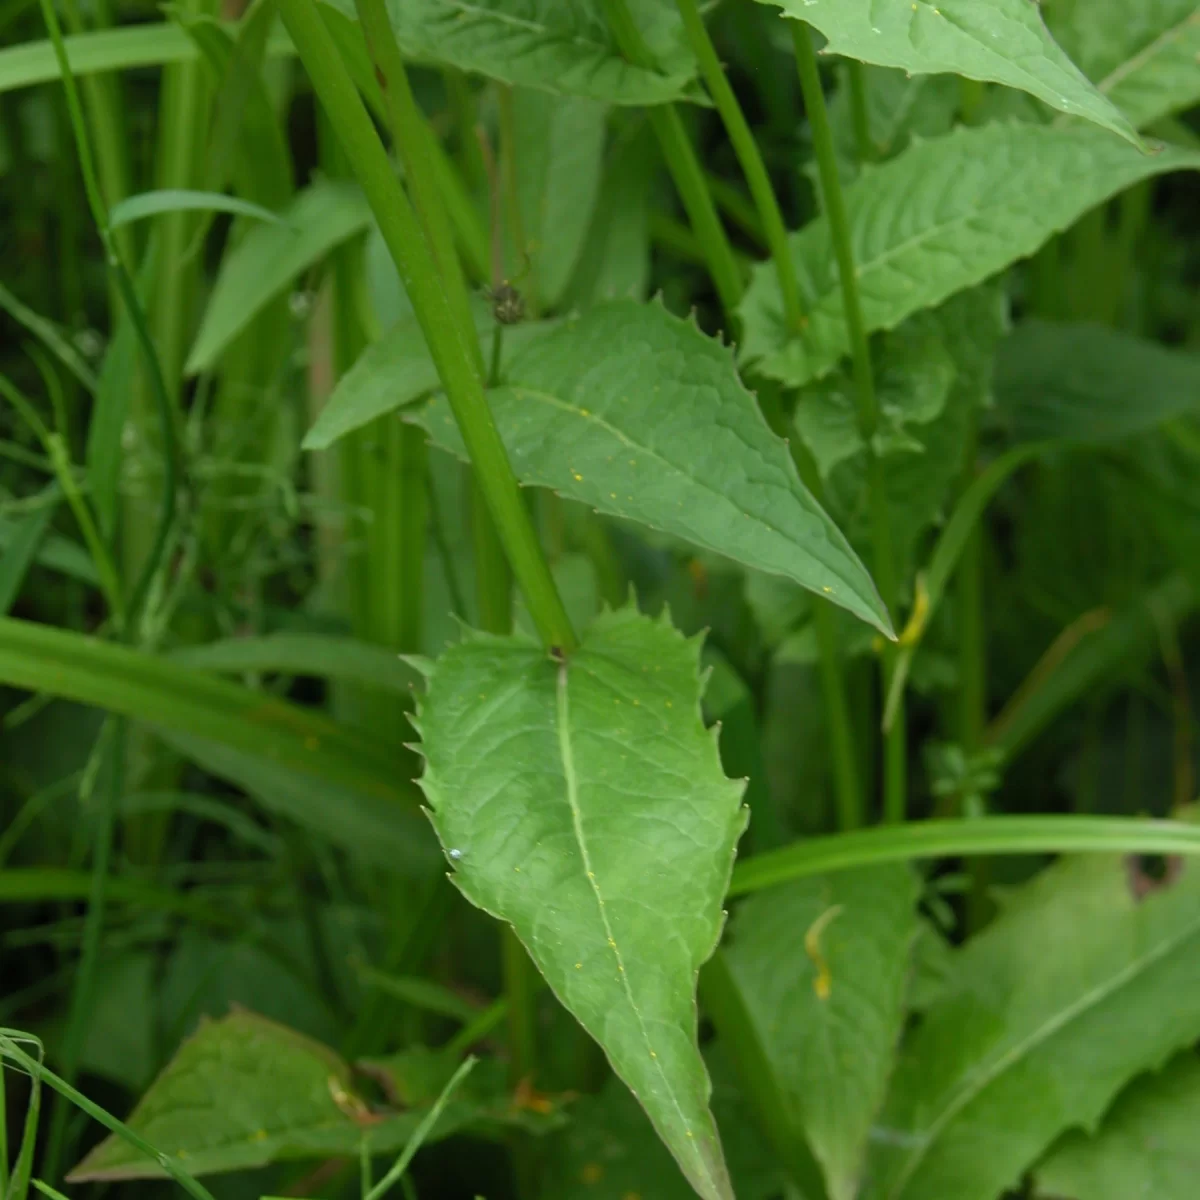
[602,0,743,323]
[279,0,574,651]
[675,0,802,332]
[794,26,903,821]
[847,61,872,161]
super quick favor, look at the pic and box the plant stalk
[794,25,903,821]
[602,0,743,323]
[675,0,802,331]
[278,0,575,651]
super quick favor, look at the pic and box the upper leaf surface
[317,0,697,105]
[740,123,1200,389]
[417,606,746,1200]
[868,854,1200,1200]
[1036,1052,1200,1200]
[726,867,919,1200]
[1046,0,1200,129]
[759,0,1138,143]
[415,300,892,635]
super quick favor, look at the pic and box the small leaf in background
[759,0,1137,142]
[186,180,373,374]
[67,1012,519,1180]
[416,299,892,636]
[541,1052,786,1200]
[512,87,608,308]
[107,188,285,229]
[417,606,746,1200]
[725,867,919,1200]
[994,320,1200,444]
[302,303,555,451]
[316,0,697,106]
[0,484,59,614]
[740,124,1200,389]
[1045,0,1200,130]
[1036,1051,1200,1200]
[869,853,1200,1200]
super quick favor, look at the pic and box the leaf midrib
[507,384,876,610]
[886,906,1200,1199]
[553,659,710,1189]
[1096,7,1200,99]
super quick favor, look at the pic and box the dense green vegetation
[2,1,1200,1198]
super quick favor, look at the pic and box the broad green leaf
[1036,1052,1200,1200]
[68,1013,510,1179]
[868,853,1200,1200]
[0,615,431,867]
[0,24,294,94]
[318,0,697,105]
[726,867,919,1200]
[740,124,1200,389]
[108,189,284,230]
[416,299,893,636]
[542,1053,785,1200]
[759,0,1138,143]
[995,320,1200,443]
[1046,0,1200,129]
[186,181,372,375]
[513,87,608,307]
[416,607,746,1200]
[302,304,555,451]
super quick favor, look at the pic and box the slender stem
[602,0,743,323]
[279,0,575,651]
[957,422,986,754]
[675,0,802,331]
[794,25,903,820]
[37,0,179,634]
[41,720,123,1183]
[847,61,872,162]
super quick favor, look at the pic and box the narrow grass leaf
[0,282,98,394]
[417,607,746,1200]
[0,616,428,865]
[758,0,1138,143]
[869,853,1200,1200]
[0,518,99,587]
[995,321,1200,443]
[726,868,919,1200]
[1036,1052,1200,1200]
[729,814,1200,896]
[415,299,892,636]
[108,189,285,230]
[1047,0,1200,129]
[0,485,59,614]
[317,0,697,105]
[186,181,372,374]
[0,24,294,94]
[740,124,1200,389]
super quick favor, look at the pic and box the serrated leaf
[302,303,556,451]
[995,320,1200,444]
[187,181,372,375]
[1046,0,1200,129]
[414,299,892,636]
[741,124,1200,389]
[759,0,1138,142]
[417,607,746,1200]
[1036,1052,1200,1200]
[867,854,1200,1200]
[542,1052,786,1200]
[725,867,919,1200]
[68,1013,519,1180]
[513,87,609,308]
[317,0,697,105]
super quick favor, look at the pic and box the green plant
[2,0,1200,1198]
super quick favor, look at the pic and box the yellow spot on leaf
[304,735,319,750]
[572,472,583,481]
[253,1129,268,1142]
[580,1163,604,1185]
[575,962,583,969]
[805,904,844,1001]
